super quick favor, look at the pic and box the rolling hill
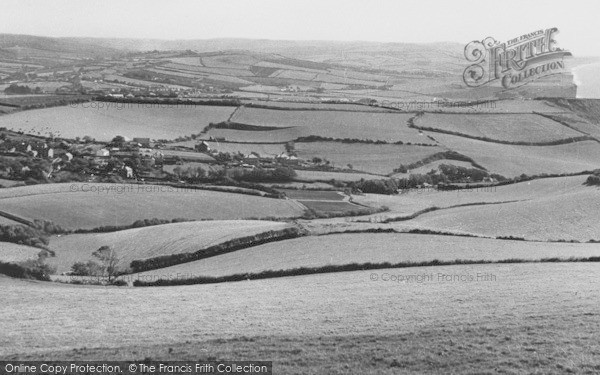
[46,220,293,273]
[130,233,600,280]
[0,183,304,230]
[0,243,42,263]
[3,263,600,375]
[427,132,600,177]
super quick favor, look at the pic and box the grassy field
[415,113,584,143]
[0,104,235,141]
[2,263,600,374]
[353,175,590,219]
[0,183,304,230]
[47,220,292,273]
[0,243,41,263]
[130,233,600,279]
[391,160,477,177]
[403,185,600,242]
[295,142,441,174]
[204,127,302,143]
[299,200,364,214]
[230,107,429,144]
[294,170,382,181]
[429,132,600,177]
[278,189,344,200]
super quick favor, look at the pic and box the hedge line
[133,256,600,287]
[0,260,55,281]
[408,122,593,146]
[129,227,302,273]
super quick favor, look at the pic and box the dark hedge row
[0,259,55,281]
[133,256,600,287]
[129,227,302,273]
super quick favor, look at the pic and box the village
[0,127,311,187]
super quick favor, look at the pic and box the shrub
[0,259,56,281]
[585,170,600,186]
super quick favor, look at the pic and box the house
[47,148,54,159]
[124,166,134,178]
[244,153,260,165]
[195,141,210,152]
[62,152,73,162]
[132,138,151,148]
[95,148,110,157]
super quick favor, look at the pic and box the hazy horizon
[1,0,599,56]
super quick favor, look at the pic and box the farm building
[195,141,210,152]
[133,138,151,147]
[95,148,110,157]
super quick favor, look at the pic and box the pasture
[353,175,590,219]
[131,233,600,279]
[0,183,304,230]
[415,113,584,143]
[401,184,600,242]
[47,220,292,273]
[429,132,600,177]
[278,189,344,200]
[299,200,364,214]
[230,107,430,144]
[0,104,235,141]
[0,243,41,263]
[295,142,441,174]
[294,169,381,181]
[2,263,600,375]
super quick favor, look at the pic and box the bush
[585,170,600,186]
[0,224,49,249]
[0,259,56,281]
[70,261,103,276]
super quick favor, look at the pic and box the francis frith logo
[463,27,572,89]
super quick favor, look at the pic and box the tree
[92,245,121,282]
[110,135,126,148]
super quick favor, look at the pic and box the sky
[1,0,599,56]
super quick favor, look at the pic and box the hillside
[0,243,41,263]
[47,220,293,273]
[0,183,304,230]
[131,233,600,280]
[3,263,600,375]
[401,186,600,241]
[427,133,600,177]
[353,175,590,219]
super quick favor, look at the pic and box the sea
[572,62,600,99]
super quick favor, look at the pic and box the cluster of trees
[350,164,506,195]
[74,217,191,234]
[394,150,485,173]
[70,245,122,283]
[0,258,56,281]
[172,165,297,184]
[0,156,51,184]
[4,84,41,95]
[0,224,49,249]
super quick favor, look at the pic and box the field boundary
[129,227,303,273]
[132,256,600,287]
[410,123,594,146]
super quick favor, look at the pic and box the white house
[95,148,110,157]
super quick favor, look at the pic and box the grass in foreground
[2,263,599,374]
